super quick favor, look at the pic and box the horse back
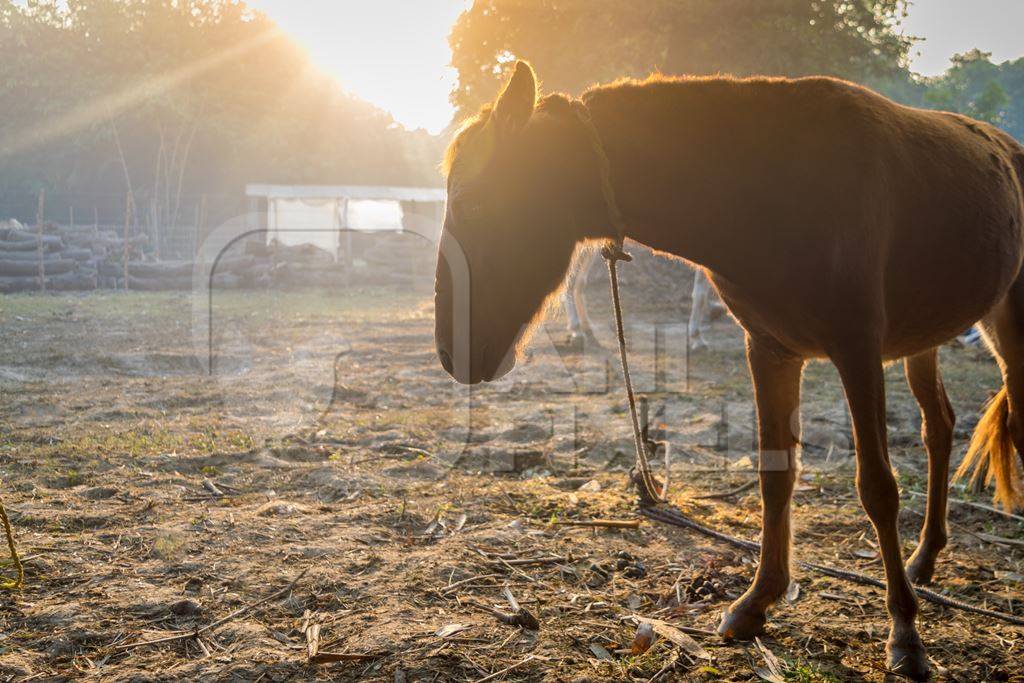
[587,75,1024,358]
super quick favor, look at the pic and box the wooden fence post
[198,194,207,259]
[340,198,352,288]
[123,192,132,291]
[93,206,99,238]
[36,189,46,292]
[151,197,161,261]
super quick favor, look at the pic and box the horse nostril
[438,349,454,374]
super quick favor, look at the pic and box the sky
[902,0,1024,76]
[248,0,470,134]
[250,1,1024,134]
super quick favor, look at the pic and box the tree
[923,49,1019,135]
[973,81,1010,126]
[449,0,913,120]
[0,0,442,229]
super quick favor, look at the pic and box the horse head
[435,61,608,384]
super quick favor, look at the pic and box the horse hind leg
[834,342,929,680]
[903,348,954,585]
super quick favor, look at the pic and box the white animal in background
[562,253,719,350]
[688,269,715,350]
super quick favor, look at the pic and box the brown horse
[434,61,1024,679]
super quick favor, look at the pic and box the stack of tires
[0,220,99,293]
[0,219,440,293]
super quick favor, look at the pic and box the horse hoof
[905,558,936,586]
[888,638,931,681]
[906,546,940,585]
[717,606,767,641]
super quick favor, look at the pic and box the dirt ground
[1,256,1022,682]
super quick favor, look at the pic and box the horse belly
[711,277,834,358]
[881,219,1023,358]
[712,213,1023,362]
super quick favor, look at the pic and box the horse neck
[584,80,750,277]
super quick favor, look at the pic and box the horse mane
[443,93,584,178]
[442,106,492,177]
[581,71,843,93]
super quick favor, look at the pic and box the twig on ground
[619,614,716,638]
[907,489,1024,524]
[554,519,641,529]
[471,654,539,683]
[114,566,312,651]
[305,621,321,660]
[648,648,680,682]
[465,599,540,629]
[691,479,757,501]
[351,453,425,467]
[641,504,1024,626]
[464,586,541,631]
[309,651,384,664]
[494,557,544,587]
[202,479,224,497]
[904,503,1014,548]
[502,584,520,612]
[440,573,504,594]
[182,492,246,502]
[486,556,569,567]
[975,532,1024,547]
[0,496,23,590]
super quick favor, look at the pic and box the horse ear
[492,61,537,133]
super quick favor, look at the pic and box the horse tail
[956,138,1024,511]
[954,386,1022,510]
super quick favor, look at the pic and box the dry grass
[0,273,1021,682]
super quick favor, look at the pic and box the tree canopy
[450,0,913,120]
[919,49,1023,139]
[449,0,1024,144]
[0,0,442,226]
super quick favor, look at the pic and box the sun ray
[0,26,286,161]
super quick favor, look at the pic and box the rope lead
[0,497,23,590]
[574,99,667,505]
[603,248,667,505]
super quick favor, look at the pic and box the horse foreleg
[718,336,802,640]
[835,345,929,681]
[904,348,954,585]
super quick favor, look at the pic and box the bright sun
[247,0,469,134]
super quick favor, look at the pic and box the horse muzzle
[436,342,516,385]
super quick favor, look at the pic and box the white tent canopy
[347,199,405,231]
[247,185,446,202]
[246,184,446,259]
